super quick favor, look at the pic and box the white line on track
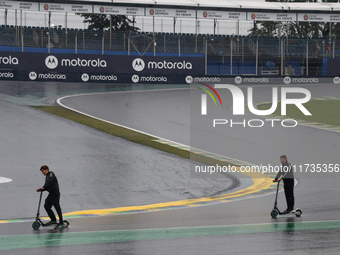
[56,88,255,166]
[0,177,12,184]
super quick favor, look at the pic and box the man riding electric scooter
[36,165,64,229]
[273,155,295,214]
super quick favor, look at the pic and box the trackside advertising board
[0,52,204,84]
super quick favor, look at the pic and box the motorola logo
[132,74,139,83]
[186,75,193,84]
[132,58,145,72]
[29,71,37,80]
[284,76,291,85]
[235,76,242,84]
[81,73,89,82]
[45,55,58,69]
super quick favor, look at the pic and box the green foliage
[248,0,338,38]
[78,14,139,32]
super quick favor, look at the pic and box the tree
[248,0,335,38]
[78,14,139,32]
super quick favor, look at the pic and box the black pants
[283,179,295,210]
[44,192,63,224]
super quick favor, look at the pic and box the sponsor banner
[198,10,246,20]
[298,13,333,22]
[12,70,189,84]
[188,76,336,85]
[80,73,119,83]
[0,1,38,11]
[25,72,187,84]
[0,52,204,75]
[0,54,19,67]
[147,8,195,18]
[0,70,15,80]
[39,3,92,13]
[94,5,144,15]
[79,73,187,84]
[4,71,339,85]
[130,57,203,75]
[27,71,69,81]
[128,74,188,84]
[248,12,296,21]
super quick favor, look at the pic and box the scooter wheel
[63,220,70,228]
[32,221,41,230]
[295,209,302,217]
[271,209,279,219]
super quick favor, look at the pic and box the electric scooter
[32,191,69,230]
[270,179,302,219]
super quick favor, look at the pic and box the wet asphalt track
[1,82,340,254]
[0,97,234,219]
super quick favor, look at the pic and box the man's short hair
[280,155,287,160]
[40,165,49,171]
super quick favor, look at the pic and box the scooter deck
[42,222,58,227]
[279,210,297,215]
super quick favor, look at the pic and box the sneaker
[54,223,65,230]
[45,221,57,226]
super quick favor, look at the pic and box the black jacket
[275,162,294,180]
[43,171,60,193]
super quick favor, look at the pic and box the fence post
[20,10,23,52]
[110,15,112,50]
[306,38,309,76]
[178,35,181,57]
[256,36,259,76]
[205,36,207,75]
[195,13,198,53]
[333,36,335,59]
[128,36,130,56]
[281,38,284,76]
[153,16,156,56]
[102,30,104,55]
[75,30,77,54]
[65,12,68,48]
[230,39,233,75]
